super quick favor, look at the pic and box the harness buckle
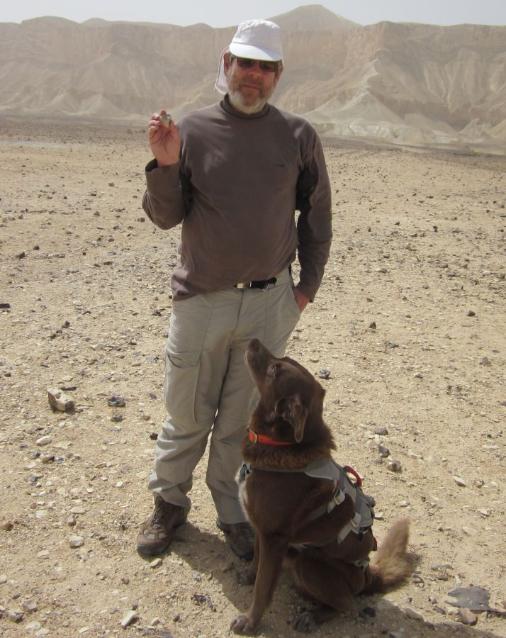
[238,463,252,483]
[353,558,370,571]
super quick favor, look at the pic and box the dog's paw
[293,610,317,633]
[236,566,256,586]
[230,614,257,635]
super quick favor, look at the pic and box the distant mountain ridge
[0,4,504,151]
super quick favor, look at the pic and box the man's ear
[276,394,308,443]
[224,51,233,72]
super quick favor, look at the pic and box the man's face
[224,53,283,114]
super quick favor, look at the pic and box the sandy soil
[0,118,505,638]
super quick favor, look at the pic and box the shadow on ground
[152,522,505,638]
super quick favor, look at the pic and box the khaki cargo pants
[148,268,301,523]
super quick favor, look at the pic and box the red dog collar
[248,429,293,447]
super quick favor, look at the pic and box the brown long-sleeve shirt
[143,97,332,301]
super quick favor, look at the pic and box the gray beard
[228,90,268,114]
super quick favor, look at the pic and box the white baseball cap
[215,19,283,94]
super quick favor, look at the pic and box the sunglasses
[232,56,279,73]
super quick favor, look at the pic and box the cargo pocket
[163,350,201,426]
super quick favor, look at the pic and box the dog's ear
[276,394,308,443]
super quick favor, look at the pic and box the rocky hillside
[0,4,504,151]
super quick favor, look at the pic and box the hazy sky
[1,0,506,27]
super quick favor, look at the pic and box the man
[137,19,332,559]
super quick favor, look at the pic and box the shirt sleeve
[142,159,187,230]
[295,131,332,301]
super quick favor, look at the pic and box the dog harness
[239,458,375,548]
[303,458,375,544]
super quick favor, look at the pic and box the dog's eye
[267,363,279,378]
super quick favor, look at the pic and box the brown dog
[231,338,411,634]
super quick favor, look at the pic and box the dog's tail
[363,518,411,594]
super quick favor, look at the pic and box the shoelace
[151,504,167,526]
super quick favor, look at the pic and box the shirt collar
[220,95,270,119]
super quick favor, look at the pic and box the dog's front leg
[231,533,287,635]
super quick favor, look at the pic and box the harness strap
[336,512,362,543]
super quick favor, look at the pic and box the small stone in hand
[159,113,172,128]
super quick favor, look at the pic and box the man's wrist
[293,286,310,312]
[294,284,313,303]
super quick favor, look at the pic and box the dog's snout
[245,339,273,378]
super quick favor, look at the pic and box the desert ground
[0,117,504,638]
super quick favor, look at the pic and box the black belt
[234,277,277,290]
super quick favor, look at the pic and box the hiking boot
[217,519,255,561]
[137,495,187,557]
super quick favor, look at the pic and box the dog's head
[245,338,326,445]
